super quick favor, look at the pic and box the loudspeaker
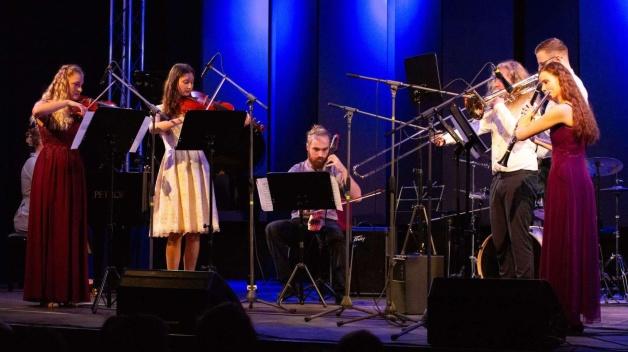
[117,270,240,333]
[427,278,567,349]
[350,227,386,295]
[404,255,444,314]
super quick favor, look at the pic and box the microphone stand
[205,64,291,312]
[87,72,123,313]
[325,75,415,326]
[107,68,161,270]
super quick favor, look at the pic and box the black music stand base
[277,238,327,307]
[91,266,120,313]
[242,285,296,313]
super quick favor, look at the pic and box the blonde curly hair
[41,64,84,130]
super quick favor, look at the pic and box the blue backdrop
[197,0,627,226]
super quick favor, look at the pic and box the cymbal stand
[595,162,616,301]
[608,176,628,300]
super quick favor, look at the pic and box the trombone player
[432,60,539,279]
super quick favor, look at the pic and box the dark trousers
[490,170,538,279]
[265,218,345,291]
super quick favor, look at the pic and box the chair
[6,232,27,291]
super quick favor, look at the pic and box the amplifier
[350,226,387,295]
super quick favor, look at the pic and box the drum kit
[473,156,627,292]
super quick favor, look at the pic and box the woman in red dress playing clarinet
[516,61,600,335]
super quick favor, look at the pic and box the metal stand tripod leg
[391,313,427,340]
[91,266,120,313]
[278,263,327,306]
[615,254,628,300]
[601,244,616,303]
[277,240,327,307]
[303,236,337,302]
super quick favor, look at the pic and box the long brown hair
[541,61,599,145]
[161,63,195,118]
[41,64,84,130]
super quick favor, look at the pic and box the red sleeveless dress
[540,124,600,325]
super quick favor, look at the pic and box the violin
[70,96,117,115]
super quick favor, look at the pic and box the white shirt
[14,152,39,233]
[444,100,538,174]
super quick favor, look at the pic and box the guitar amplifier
[350,226,387,295]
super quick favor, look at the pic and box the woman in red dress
[24,64,91,307]
[516,61,600,334]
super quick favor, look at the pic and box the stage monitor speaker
[404,255,444,314]
[117,270,240,333]
[350,227,387,295]
[427,278,567,349]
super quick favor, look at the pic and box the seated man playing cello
[265,124,361,304]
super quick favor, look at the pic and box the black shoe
[333,287,345,305]
[566,323,584,336]
[334,293,343,305]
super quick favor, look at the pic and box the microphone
[99,63,112,85]
[494,67,514,94]
[200,52,219,79]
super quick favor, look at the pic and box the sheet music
[70,111,95,150]
[129,116,152,153]
[330,174,343,211]
[256,177,274,212]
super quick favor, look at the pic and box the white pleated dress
[151,107,220,237]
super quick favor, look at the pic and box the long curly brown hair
[161,63,194,118]
[541,61,599,145]
[41,64,84,130]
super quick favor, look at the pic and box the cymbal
[587,157,623,177]
[600,185,628,192]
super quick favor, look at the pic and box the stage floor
[2,280,628,351]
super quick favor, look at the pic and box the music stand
[72,106,149,313]
[175,109,246,271]
[404,53,444,111]
[262,172,342,307]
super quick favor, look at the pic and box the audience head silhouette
[196,302,257,352]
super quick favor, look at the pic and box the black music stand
[264,172,342,307]
[176,110,246,271]
[72,106,149,313]
[448,103,489,278]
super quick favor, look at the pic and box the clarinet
[497,90,548,167]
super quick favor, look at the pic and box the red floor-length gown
[540,124,601,325]
[24,117,90,304]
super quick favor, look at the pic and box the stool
[7,232,27,291]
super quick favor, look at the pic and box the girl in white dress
[151,63,219,271]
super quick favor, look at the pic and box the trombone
[464,73,539,120]
[352,113,463,179]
